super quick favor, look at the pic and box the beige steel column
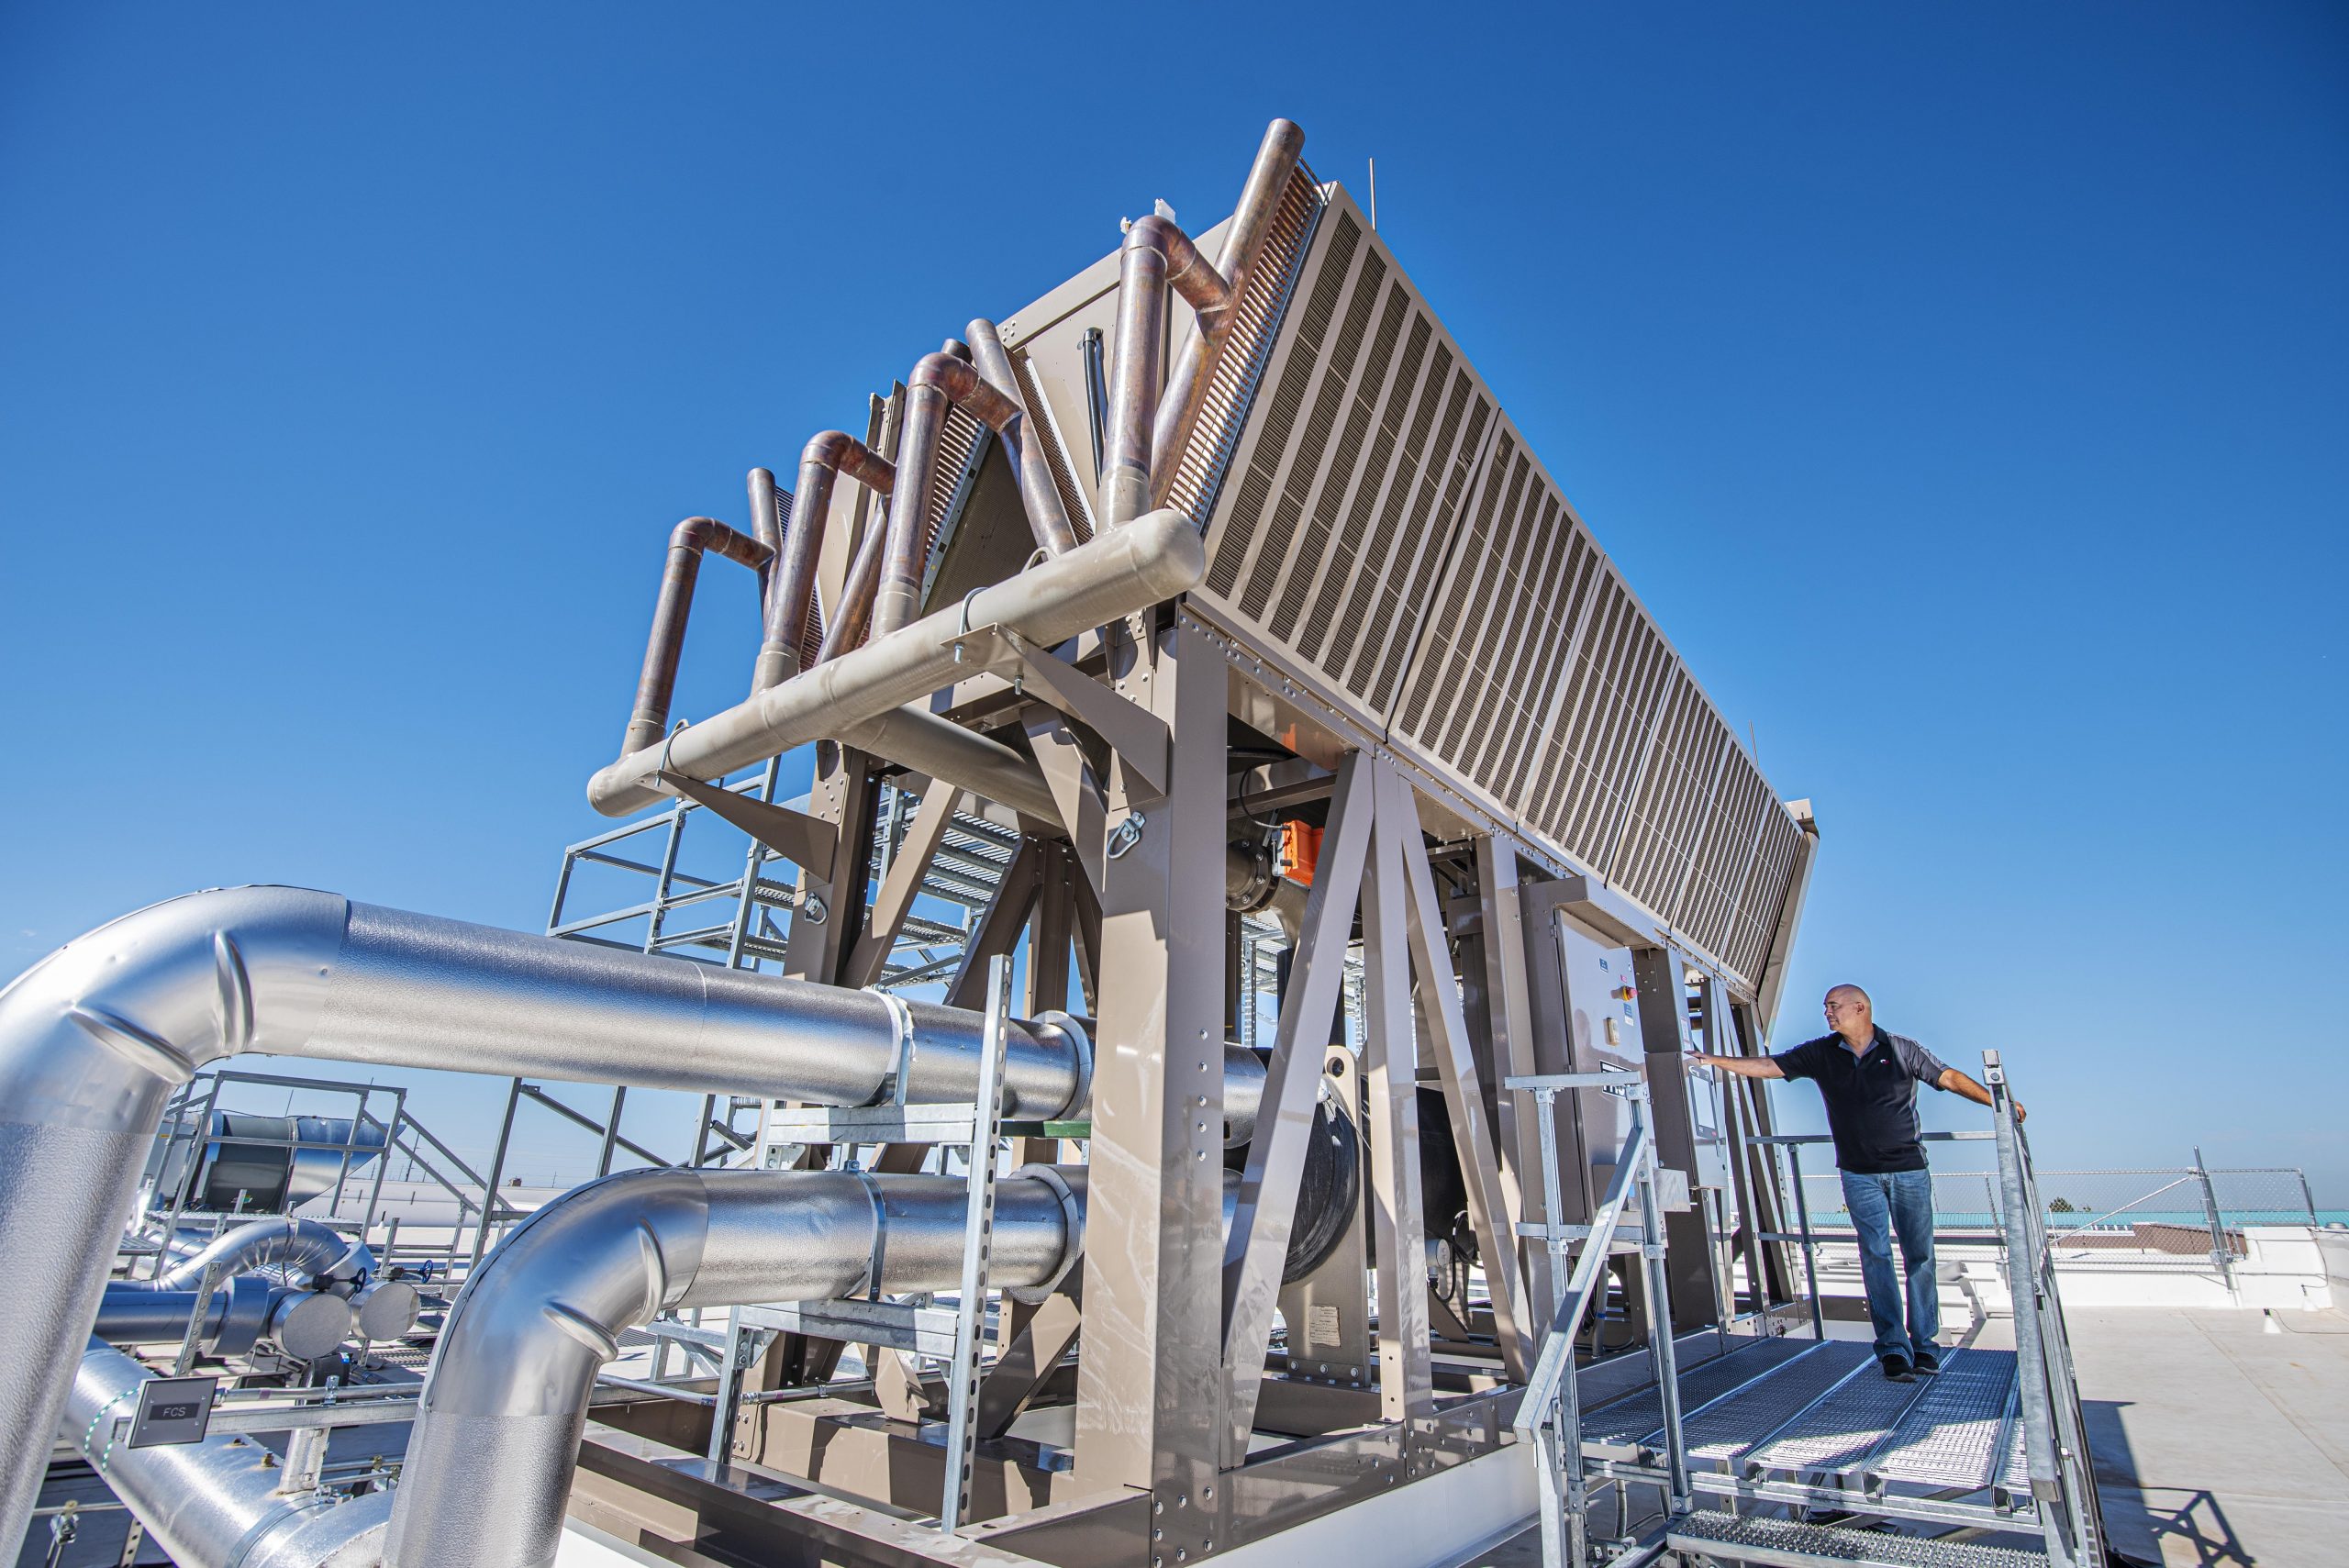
[1219,751,1374,1462]
[1360,763,1434,1423]
[1387,766,1532,1380]
[1072,617,1228,1553]
[1472,834,1548,1331]
[781,745,878,986]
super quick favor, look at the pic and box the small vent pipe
[1097,216,1230,527]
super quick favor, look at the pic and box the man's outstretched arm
[1690,1052,1784,1080]
[1935,1066,2026,1123]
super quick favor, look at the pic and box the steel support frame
[1070,615,1229,1555]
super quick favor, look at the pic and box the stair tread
[1580,1334,1810,1450]
[1674,1340,1874,1462]
[1668,1509,2047,1567]
[1871,1351,2020,1488]
[1745,1347,1940,1474]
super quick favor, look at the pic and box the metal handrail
[1985,1050,2108,1568]
[1508,1069,1685,1568]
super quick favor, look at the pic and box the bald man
[1692,985,2021,1382]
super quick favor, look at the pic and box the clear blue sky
[4,6,2343,1199]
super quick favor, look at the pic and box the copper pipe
[621,517,771,757]
[1098,228,1171,526]
[1097,217,1237,526]
[819,388,903,665]
[968,317,1082,557]
[1150,118,1307,506]
[746,466,784,612]
[870,373,952,639]
[872,349,1082,638]
[752,433,895,691]
[824,506,889,663]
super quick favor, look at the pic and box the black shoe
[1880,1354,1915,1382]
[1911,1350,1942,1375]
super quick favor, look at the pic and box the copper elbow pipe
[1151,118,1307,507]
[1125,214,1233,318]
[967,317,1083,558]
[1099,216,1239,525]
[870,347,1085,639]
[1097,228,1171,526]
[753,433,895,692]
[623,517,773,757]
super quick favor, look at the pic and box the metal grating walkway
[1674,1340,1872,1463]
[1744,1348,1941,1475]
[1668,1511,2048,1567]
[1580,1334,1811,1453]
[1872,1351,2021,1489]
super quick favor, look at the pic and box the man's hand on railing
[1937,1066,2024,1123]
[1687,1049,1785,1082]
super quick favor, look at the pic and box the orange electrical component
[1279,820,1324,886]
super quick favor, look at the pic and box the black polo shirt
[1771,1028,1950,1174]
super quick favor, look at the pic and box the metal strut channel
[940,954,1012,1533]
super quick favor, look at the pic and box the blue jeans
[1841,1168,1939,1363]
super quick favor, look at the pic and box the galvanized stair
[1514,1055,2106,1568]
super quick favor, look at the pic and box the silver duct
[61,1340,393,1568]
[93,1275,273,1357]
[142,1217,370,1294]
[383,1164,1083,1568]
[0,884,1196,1551]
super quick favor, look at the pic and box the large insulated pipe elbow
[755,433,896,692]
[384,1165,1084,1568]
[0,885,1102,1554]
[147,1216,370,1293]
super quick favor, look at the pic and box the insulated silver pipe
[93,1276,272,1356]
[384,1165,1084,1568]
[146,1217,369,1294]
[589,506,1205,817]
[61,1340,395,1568]
[0,884,1098,1552]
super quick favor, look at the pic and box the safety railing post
[1630,1089,1689,1517]
[472,1078,526,1272]
[1785,1142,1825,1340]
[2191,1146,2236,1296]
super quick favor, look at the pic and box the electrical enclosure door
[1549,909,1645,1178]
